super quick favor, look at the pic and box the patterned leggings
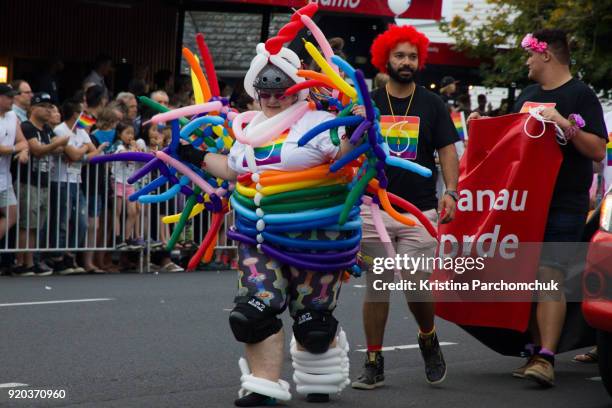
[234,243,344,317]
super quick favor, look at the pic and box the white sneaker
[159,262,184,273]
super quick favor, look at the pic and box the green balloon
[261,192,348,213]
[338,166,376,225]
[259,183,347,205]
[166,187,202,250]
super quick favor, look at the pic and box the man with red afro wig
[351,25,460,391]
[370,24,430,73]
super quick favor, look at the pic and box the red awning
[206,0,442,19]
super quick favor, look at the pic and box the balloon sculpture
[91,2,437,275]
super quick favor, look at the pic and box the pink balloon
[147,101,223,124]
[362,196,400,276]
[300,14,339,98]
[300,14,337,73]
[247,102,311,148]
[232,110,259,144]
[155,150,216,196]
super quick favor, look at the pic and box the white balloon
[388,0,411,15]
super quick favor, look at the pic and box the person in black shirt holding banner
[470,29,607,387]
[351,25,459,390]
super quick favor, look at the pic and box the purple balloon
[89,152,154,164]
[349,120,371,145]
[372,142,386,161]
[227,230,356,272]
[128,159,162,184]
[261,244,355,272]
[355,69,375,122]
[284,246,359,262]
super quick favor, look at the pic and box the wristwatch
[444,190,459,202]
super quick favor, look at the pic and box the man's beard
[387,62,416,84]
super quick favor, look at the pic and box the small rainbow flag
[606,136,612,167]
[519,101,556,113]
[451,111,467,140]
[76,112,96,129]
[380,115,420,160]
[243,131,287,166]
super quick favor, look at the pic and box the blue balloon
[297,116,363,147]
[262,204,345,224]
[260,230,361,251]
[129,175,168,202]
[139,183,182,203]
[330,142,370,172]
[180,116,225,142]
[170,119,180,154]
[385,155,432,177]
[331,55,364,105]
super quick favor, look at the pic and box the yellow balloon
[222,135,233,150]
[212,125,224,137]
[191,55,204,105]
[304,41,357,100]
[162,203,205,224]
[236,182,257,198]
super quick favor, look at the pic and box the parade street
[1,272,608,408]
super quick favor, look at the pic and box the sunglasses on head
[257,90,288,101]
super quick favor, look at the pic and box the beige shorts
[360,204,439,272]
[0,185,17,208]
[17,183,49,230]
[359,204,439,302]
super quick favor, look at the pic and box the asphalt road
[0,272,609,408]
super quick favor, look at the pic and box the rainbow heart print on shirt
[380,115,420,160]
[607,137,612,167]
[243,131,287,166]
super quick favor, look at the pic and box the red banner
[432,113,563,332]
[203,0,443,19]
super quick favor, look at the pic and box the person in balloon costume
[178,28,356,408]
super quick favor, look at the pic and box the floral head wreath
[521,33,548,53]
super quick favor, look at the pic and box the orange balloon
[374,184,416,227]
[182,47,212,102]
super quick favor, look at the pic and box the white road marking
[356,342,458,352]
[0,383,28,388]
[587,376,602,381]
[0,298,114,307]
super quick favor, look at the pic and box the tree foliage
[439,0,612,95]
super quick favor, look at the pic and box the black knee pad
[292,309,338,354]
[229,297,283,344]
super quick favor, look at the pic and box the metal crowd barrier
[0,156,237,272]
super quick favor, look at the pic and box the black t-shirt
[371,86,459,211]
[513,78,608,214]
[20,121,53,186]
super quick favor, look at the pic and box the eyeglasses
[257,90,288,101]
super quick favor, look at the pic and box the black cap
[0,84,18,97]
[440,76,458,88]
[31,92,53,106]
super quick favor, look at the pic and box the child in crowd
[112,121,144,250]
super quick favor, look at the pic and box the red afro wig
[370,24,430,72]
